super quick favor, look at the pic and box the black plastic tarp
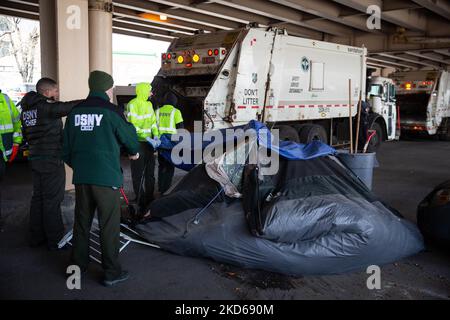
[136,155,424,275]
[417,180,450,245]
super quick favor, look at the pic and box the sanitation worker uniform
[125,83,159,212]
[20,90,79,249]
[0,92,22,229]
[63,71,139,285]
[156,92,184,194]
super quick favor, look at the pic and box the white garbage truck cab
[367,76,399,141]
[150,26,396,148]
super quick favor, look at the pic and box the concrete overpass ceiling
[1,0,450,70]
[0,0,39,20]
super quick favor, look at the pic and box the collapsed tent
[136,121,424,275]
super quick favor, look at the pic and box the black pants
[29,158,65,247]
[71,184,122,280]
[158,152,175,194]
[130,142,155,211]
[0,155,5,229]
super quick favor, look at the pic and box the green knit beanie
[88,70,114,92]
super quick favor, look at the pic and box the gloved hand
[146,137,161,149]
[9,144,19,163]
[129,153,140,161]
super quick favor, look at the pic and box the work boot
[102,271,129,287]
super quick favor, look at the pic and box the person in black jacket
[20,78,80,250]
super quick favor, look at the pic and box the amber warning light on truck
[162,48,227,68]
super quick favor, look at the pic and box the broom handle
[348,79,353,154]
[354,91,362,153]
[119,188,130,206]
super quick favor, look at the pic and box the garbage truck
[391,70,450,140]
[128,26,397,149]
[366,74,399,141]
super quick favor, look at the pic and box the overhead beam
[113,6,217,32]
[332,0,428,32]
[411,0,450,21]
[368,56,420,69]
[434,49,450,57]
[376,52,442,68]
[0,7,38,20]
[113,28,173,42]
[367,61,400,69]
[404,51,450,65]
[136,0,271,26]
[268,0,386,33]
[269,22,324,39]
[113,0,240,30]
[1,0,39,16]
[112,17,194,35]
[6,0,39,7]
[208,0,354,36]
[113,21,179,39]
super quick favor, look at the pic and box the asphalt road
[1,138,449,300]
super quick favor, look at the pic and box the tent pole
[348,79,353,154]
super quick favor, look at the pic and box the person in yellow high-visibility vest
[125,83,159,213]
[0,90,22,230]
[156,92,183,194]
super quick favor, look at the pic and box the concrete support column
[39,0,57,79]
[39,0,90,99]
[56,0,90,101]
[88,0,113,73]
[39,0,90,190]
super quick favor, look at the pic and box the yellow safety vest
[126,83,159,141]
[0,93,22,161]
[156,104,183,136]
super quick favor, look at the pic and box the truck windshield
[369,84,383,97]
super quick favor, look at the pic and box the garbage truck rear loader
[152,27,396,149]
[392,70,450,140]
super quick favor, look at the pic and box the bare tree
[0,16,39,83]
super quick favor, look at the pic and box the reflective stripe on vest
[3,94,17,122]
[0,124,13,131]
[1,94,15,129]
[127,112,154,120]
[156,108,177,134]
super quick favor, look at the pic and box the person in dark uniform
[63,70,140,287]
[0,89,22,231]
[155,92,184,194]
[20,78,80,250]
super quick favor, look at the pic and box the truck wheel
[292,123,309,135]
[367,122,383,152]
[299,124,328,144]
[273,125,300,143]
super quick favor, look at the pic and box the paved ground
[1,138,450,300]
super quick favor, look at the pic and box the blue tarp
[158,120,336,171]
